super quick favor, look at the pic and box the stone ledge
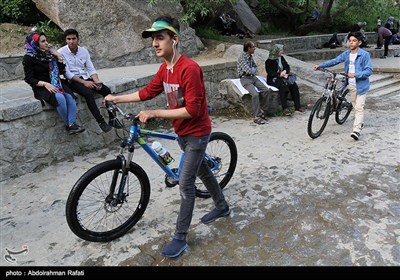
[0,97,42,121]
[219,77,281,115]
[257,32,377,54]
[0,75,157,122]
[289,46,400,61]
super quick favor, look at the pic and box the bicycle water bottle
[152,141,174,165]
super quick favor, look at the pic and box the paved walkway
[1,90,399,267]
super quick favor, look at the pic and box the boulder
[32,0,202,68]
[232,0,261,34]
[219,77,280,116]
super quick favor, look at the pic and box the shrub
[33,20,64,46]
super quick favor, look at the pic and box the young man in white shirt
[58,29,112,133]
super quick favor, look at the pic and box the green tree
[0,0,46,24]
[268,0,400,35]
[148,0,238,25]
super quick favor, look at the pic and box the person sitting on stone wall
[58,29,114,133]
[237,41,270,125]
[323,32,340,48]
[22,32,85,135]
[216,13,252,39]
[265,44,303,116]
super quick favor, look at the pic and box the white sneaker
[351,131,360,140]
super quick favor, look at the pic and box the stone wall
[0,60,237,182]
[0,54,24,82]
[257,32,378,53]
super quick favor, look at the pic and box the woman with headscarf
[23,32,84,135]
[265,44,303,116]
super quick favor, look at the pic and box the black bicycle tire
[307,97,331,139]
[66,159,150,242]
[335,89,352,124]
[195,132,238,198]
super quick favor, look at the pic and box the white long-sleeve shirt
[58,45,97,80]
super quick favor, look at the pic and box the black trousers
[383,35,392,56]
[269,78,301,110]
[69,79,111,123]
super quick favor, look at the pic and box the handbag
[285,74,297,85]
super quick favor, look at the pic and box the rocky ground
[0,23,34,55]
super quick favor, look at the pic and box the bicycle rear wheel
[195,132,238,198]
[66,159,150,242]
[335,89,352,124]
[307,97,331,139]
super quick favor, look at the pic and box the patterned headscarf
[268,44,284,60]
[24,32,52,62]
[24,32,63,92]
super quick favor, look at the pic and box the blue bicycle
[65,102,237,242]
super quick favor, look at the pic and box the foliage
[335,0,400,32]
[195,27,223,40]
[253,1,278,22]
[148,0,238,24]
[0,0,46,25]
[33,20,64,46]
[266,0,400,35]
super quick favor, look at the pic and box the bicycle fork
[106,143,135,206]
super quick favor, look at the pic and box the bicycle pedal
[165,174,179,188]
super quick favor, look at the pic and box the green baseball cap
[142,20,180,38]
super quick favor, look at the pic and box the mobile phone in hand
[94,83,103,89]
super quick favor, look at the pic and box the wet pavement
[1,86,399,267]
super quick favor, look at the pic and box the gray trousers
[174,134,228,241]
[240,76,270,118]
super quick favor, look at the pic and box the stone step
[369,81,400,97]
[370,73,393,84]
[369,78,400,93]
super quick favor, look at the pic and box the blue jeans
[54,93,77,126]
[174,134,228,241]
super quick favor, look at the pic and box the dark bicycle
[65,102,237,242]
[307,68,353,139]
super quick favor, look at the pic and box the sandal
[253,117,266,125]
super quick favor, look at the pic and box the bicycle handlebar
[105,101,138,122]
[316,67,348,78]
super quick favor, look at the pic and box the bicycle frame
[116,113,221,185]
[65,101,237,242]
[307,67,352,139]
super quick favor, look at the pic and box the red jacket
[139,55,211,136]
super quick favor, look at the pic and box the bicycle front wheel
[335,89,352,124]
[66,159,150,242]
[195,132,238,198]
[307,97,331,139]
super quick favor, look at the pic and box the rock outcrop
[32,0,203,68]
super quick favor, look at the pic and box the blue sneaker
[161,239,188,258]
[201,206,231,224]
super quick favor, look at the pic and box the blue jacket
[319,48,373,95]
